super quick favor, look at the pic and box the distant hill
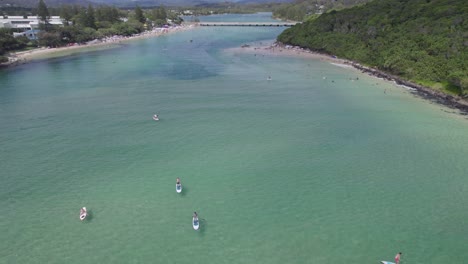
[90,0,293,7]
[0,0,90,8]
[89,0,197,7]
[237,0,292,3]
[278,0,468,95]
[0,0,292,8]
[272,0,374,21]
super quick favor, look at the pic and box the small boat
[152,114,159,121]
[192,216,200,230]
[176,183,182,193]
[79,207,87,221]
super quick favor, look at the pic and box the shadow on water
[162,60,218,80]
[84,209,93,223]
[198,218,207,236]
[180,186,188,197]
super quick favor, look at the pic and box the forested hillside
[273,0,372,21]
[278,0,467,95]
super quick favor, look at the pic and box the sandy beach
[3,24,195,66]
[227,42,351,64]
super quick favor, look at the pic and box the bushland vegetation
[278,0,467,95]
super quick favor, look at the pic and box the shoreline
[1,24,194,67]
[3,27,467,116]
[229,42,468,116]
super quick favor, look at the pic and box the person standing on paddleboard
[395,252,402,264]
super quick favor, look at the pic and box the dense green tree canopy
[134,5,145,24]
[278,0,468,95]
[273,0,373,21]
[0,28,29,55]
[37,0,50,22]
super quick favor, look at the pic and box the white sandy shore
[226,42,354,65]
[3,24,194,66]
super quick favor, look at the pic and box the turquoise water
[1,14,468,264]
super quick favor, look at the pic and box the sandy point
[2,25,195,67]
[225,42,353,66]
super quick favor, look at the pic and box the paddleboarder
[395,252,402,264]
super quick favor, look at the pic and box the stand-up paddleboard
[192,217,200,230]
[381,261,395,264]
[176,183,182,193]
[79,207,87,221]
[153,114,159,121]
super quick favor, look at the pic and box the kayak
[381,261,395,264]
[192,217,199,230]
[79,207,87,221]
[176,183,182,193]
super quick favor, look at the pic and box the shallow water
[1,13,467,264]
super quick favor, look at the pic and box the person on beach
[395,252,402,264]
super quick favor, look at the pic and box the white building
[0,16,63,31]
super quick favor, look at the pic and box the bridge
[195,22,298,27]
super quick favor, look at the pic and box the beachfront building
[0,16,63,32]
[12,29,40,40]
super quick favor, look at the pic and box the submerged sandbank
[228,42,468,115]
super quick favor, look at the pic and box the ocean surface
[1,13,467,264]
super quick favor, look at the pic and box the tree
[0,29,29,56]
[60,5,73,26]
[86,4,96,29]
[37,31,61,47]
[157,6,167,21]
[150,6,167,22]
[135,5,145,24]
[37,0,50,31]
[75,5,96,29]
